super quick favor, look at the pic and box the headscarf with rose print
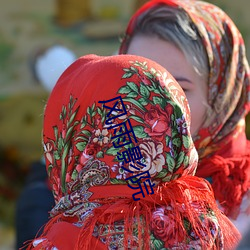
[119,0,250,219]
[28,54,239,250]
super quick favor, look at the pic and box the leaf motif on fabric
[110,178,127,184]
[128,115,144,124]
[127,91,138,98]
[122,72,134,79]
[172,137,181,148]
[122,97,146,111]
[152,96,163,106]
[166,152,175,172]
[47,164,53,177]
[182,135,191,149]
[133,125,148,138]
[184,155,189,167]
[132,60,148,70]
[106,147,121,156]
[118,86,131,94]
[140,83,150,98]
[138,97,149,106]
[53,150,60,160]
[127,81,139,93]
[76,141,87,151]
[176,151,185,168]
[143,71,154,80]
[150,233,165,250]
[96,151,104,158]
[155,168,168,179]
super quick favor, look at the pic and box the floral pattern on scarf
[27,54,240,250]
[119,0,250,219]
[44,58,197,204]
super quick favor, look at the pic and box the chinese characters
[99,96,155,201]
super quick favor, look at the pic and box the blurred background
[0,0,250,249]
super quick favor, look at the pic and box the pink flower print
[151,206,186,248]
[66,172,72,182]
[44,142,53,164]
[92,129,109,146]
[111,162,128,180]
[144,104,173,141]
[94,114,102,127]
[62,123,67,139]
[68,148,74,165]
[79,152,93,165]
[139,74,151,86]
[176,115,188,135]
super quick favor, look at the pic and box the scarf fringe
[197,154,250,219]
[75,176,240,249]
[27,176,241,249]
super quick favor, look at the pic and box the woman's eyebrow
[174,77,193,84]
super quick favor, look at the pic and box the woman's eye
[174,78,193,92]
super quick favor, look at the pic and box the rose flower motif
[144,104,173,141]
[151,206,186,248]
[75,142,100,174]
[85,143,100,156]
[130,139,165,177]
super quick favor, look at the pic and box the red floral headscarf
[119,0,250,219]
[27,54,239,249]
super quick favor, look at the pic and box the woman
[119,0,250,234]
[27,54,239,249]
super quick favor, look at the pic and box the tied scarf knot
[26,177,241,250]
[75,176,239,250]
[196,155,250,219]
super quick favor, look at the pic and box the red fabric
[46,222,106,250]
[119,0,250,219]
[76,176,240,250]
[31,177,240,249]
[30,222,106,250]
[27,54,240,249]
[196,138,250,219]
[88,178,212,202]
[47,222,80,249]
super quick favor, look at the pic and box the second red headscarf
[119,0,250,219]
